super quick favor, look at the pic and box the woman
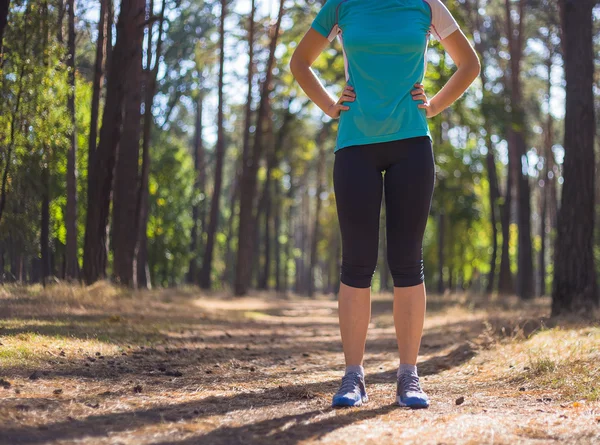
[290,0,480,409]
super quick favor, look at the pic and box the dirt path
[1,284,599,444]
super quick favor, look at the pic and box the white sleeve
[424,0,460,41]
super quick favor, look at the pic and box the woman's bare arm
[289,28,355,119]
[416,29,481,117]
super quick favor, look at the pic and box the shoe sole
[396,395,429,409]
[332,395,369,408]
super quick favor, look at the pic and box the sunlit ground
[0,283,599,444]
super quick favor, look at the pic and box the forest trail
[1,284,599,444]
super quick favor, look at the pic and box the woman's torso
[329,0,434,151]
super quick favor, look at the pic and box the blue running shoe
[396,371,429,409]
[332,371,368,407]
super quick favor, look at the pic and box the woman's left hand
[411,83,437,118]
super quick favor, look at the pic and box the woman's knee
[388,246,424,287]
[340,260,377,288]
[389,261,424,287]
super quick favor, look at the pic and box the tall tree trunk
[235,0,285,295]
[188,88,205,284]
[227,0,256,289]
[505,0,533,299]
[65,0,78,280]
[0,2,29,227]
[379,205,390,293]
[41,165,50,285]
[137,0,166,290]
[199,0,227,290]
[309,127,327,297]
[258,153,274,290]
[274,172,282,292]
[82,2,135,284]
[471,2,502,294]
[112,0,145,287]
[88,0,111,202]
[538,54,554,297]
[40,1,50,286]
[221,156,242,288]
[0,0,10,65]
[484,132,500,294]
[498,165,514,294]
[284,165,295,294]
[437,211,445,294]
[552,0,598,315]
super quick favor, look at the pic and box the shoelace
[338,372,362,394]
[398,372,422,394]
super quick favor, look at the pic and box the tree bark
[273,169,282,292]
[82,2,135,284]
[111,0,145,287]
[234,0,285,295]
[40,1,50,286]
[188,88,205,285]
[552,0,598,315]
[137,0,166,290]
[65,0,78,280]
[199,0,227,290]
[437,211,445,294]
[379,204,390,293]
[224,0,256,289]
[538,54,553,297]
[504,0,533,299]
[88,0,111,203]
[0,0,10,65]
[309,127,328,297]
[470,1,501,294]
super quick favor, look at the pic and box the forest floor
[1,283,599,445]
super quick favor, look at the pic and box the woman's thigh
[333,144,384,288]
[383,137,435,287]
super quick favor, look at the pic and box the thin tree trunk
[552,0,598,315]
[274,171,282,292]
[0,0,10,66]
[225,3,255,289]
[379,204,390,293]
[505,0,533,299]
[137,0,166,290]
[538,55,553,297]
[82,2,134,284]
[498,165,513,294]
[234,0,285,295]
[188,89,205,284]
[258,154,273,290]
[284,166,295,294]
[437,212,445,294]
[0,3,28,226]
[199,0,227,289]
[471,2,501,294]
[65,0,78,280]
[40,1,50,286]
[309,127,327,297]
[41,165,50,285]
[88,0,111,201]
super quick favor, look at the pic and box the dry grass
[0,283,599,444]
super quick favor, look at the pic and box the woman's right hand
[326,85,355,119]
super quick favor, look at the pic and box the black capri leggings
[333,136,435,288]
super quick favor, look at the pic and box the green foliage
[146,131,195,286]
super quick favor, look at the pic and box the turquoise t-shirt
[311,0,460,152]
